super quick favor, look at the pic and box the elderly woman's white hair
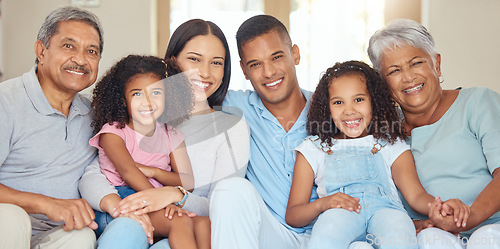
[368,19,438,73]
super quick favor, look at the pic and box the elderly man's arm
[0,94,97,231]
[0,183,97,231]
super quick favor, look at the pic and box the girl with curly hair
[90,54,210,249]
[285,61,469,249]
[105,20,250,249]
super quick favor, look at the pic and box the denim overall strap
[308,135,333,154]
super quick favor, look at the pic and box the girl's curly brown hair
[91,54,193,134]
[307,60,404,146]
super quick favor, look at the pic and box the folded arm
[99,133,155,191]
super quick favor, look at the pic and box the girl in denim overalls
[285,61,470,249]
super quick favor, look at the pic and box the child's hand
[320,192,361,213]
[441,198,470,228]
[413,219,434,234]
[136,163,158,178]
[164,204,197,220]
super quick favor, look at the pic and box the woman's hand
[441,198,470,228]
[428,197,461,235]
[101,193,154,244]
[117,212,155,244]
[164,204,197,219]
[113,186,184,216]
[319,192,361,213]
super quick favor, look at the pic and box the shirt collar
[24,66,90,116]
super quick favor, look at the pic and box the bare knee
[194,216,210,229]
[193,216,211,238]
[170,215,195,232]
[150,211,195,238]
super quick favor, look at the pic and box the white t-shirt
[178,110,250,216]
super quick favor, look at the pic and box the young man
[208,15,314,249]
[210,15,374,249]
[0,6,151,248]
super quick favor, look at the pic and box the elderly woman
[367,19,500,249]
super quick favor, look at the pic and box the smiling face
[175,34,225,105]
[239,30,301,106]
[329,74,373,139]
[35,20,101,97]
[124,73,165,136]
[380,44,442,114]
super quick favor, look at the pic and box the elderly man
[0,6,151,249]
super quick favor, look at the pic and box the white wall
[1,0,156,93]
[0,4,3,82]
[422,0,500,93]
[2,0,500,94]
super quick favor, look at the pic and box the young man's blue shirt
[223,89,319,234]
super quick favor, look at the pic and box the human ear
[292,44,300,65]
[34,40,47,64]
[434,53,442,76]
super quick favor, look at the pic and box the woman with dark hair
[113,19,250,248]
[164,19,231,110]
[90,55,213,249]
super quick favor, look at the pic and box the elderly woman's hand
[441,198,471,228]
[428,197,462,234]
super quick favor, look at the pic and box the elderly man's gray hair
[35,6,103,64]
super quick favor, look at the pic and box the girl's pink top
[89,122,185,188]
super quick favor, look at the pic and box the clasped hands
[323,193,470,235]
[112,187,197,219]
[108,187,197,244]
[413,196,471,235]
[425,196,471,234]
